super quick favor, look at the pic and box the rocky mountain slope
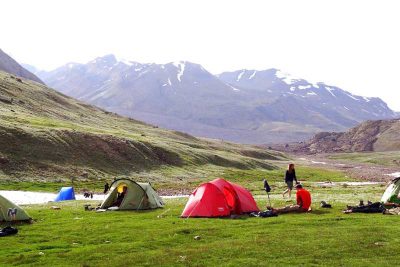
[277,119,400,154]
[34,55,396,144]
[0,70,283,183]
[0,49,44,84]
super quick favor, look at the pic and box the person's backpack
[0,226,18,237]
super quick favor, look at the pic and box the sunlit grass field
[1,176,397,266]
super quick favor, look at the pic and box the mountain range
[27,54,396,144]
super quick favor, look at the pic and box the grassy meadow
[1,167,398,266]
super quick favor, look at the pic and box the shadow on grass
[309,209,332,215]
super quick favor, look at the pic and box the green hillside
[0,71,285,189]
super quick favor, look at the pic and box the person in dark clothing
[104,182,110,194]
[283,163,298,198]
[343,201,385,213]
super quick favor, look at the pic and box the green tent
[0,194,31,222]
[100,179,164,210]
[381,177,400,204]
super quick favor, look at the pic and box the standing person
[104,182,110,194]
[283,163,298,198]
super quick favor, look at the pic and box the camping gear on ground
[381,177,400,204]
[343,201,385,213]
[320,201,332,208]
[181,178,259,218]
[383,207,400,215]
[84,204,94,211]
[99,179,164,210]
[0,194,31,222]
[0,226,18,237]
[54,187,76,202]
[263,179,272,208]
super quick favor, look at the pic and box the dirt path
[293,154,400,182]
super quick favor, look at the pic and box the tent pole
[267,192,271,208]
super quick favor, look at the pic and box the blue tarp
[54,187,76,202]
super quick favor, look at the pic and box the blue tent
[54,187,76,202]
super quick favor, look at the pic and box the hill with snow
[33,55,397,143]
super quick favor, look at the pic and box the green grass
[328,151,400,167]
[0,166,355,194]
[0,183,398,266]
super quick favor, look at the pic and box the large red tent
[181,178,259,218]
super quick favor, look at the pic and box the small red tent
[181,178,259,218]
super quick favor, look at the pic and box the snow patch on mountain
[237,70,245,81]
[249,70,257,79]
[275,70,301,85]
[345,92,360,101]
[298,85,312,90]
[325,86,336,98]
[363,96,371,102]
[229,85,240,91]
[173,61,185,82]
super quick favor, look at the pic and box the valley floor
[1,152,400,266]
[0,183,398,267]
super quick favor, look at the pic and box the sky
[1,0,399,110]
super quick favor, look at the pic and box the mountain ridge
[272,118,400,154]
[32,54,397,144]
[0,49,44,84]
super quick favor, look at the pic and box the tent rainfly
[381,177,400,204]
[54,187,76,202]
[181,178,259,218]
[100,179,164,210]
[0,194,31,222]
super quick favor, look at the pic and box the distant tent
[100,179,164,210]
[54,187,76,202]
[0,194,31,222]
[181,178,259,218]
[381,177,400,204]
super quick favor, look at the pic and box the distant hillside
[35,55,396,144]
[0,49,44,84]
[0,70,283,183]
[276,119,400,154]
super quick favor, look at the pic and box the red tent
[181,178,259,218]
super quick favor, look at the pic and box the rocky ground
[294,153,400,182]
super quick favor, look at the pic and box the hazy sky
[1,0,399,110]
